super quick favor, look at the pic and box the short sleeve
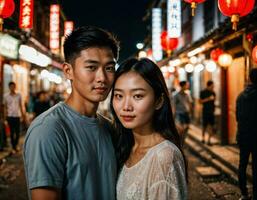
[148,145,187,200]
[200,90,204,99]
[23,119,67,189]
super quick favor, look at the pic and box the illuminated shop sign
[167,0,181,38]
[19,0,34,29]
[152,8,163,61]
[50,4,60,52]
[64,21,74,36]
[0,33,19,59]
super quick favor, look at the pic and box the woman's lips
[121,115,135,122]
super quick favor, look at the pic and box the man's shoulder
[28,104,65,133]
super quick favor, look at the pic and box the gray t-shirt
[23,102,117,200]
[173,91,192,114]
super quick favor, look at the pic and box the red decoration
[184,0,206,16]
[19,0,34,29]
[218,0,255,30]
[210,48,224,62]
[246,33,253,42]
[146,49,152,57]
[252,45,257,63]
[0,0,15,18]
[161,31,179,56]
[0,0,15,31]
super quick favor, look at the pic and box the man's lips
[94,87,107,93]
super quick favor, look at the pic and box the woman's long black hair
[110,58,185,171]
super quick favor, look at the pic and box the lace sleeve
[148,144,187,200]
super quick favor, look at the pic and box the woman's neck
[132,131,164,149]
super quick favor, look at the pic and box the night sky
[61,0,149,62]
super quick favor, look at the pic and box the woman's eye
[134,94,143,100]
[114,94,122,99]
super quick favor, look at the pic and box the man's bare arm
[31,187,62,200]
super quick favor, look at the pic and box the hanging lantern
[218,0,255,31]
[218,53,233,68]
[210,48,223,62]
[184,0,206,16]
[252,45,257,63]
[161,31,179,56]
[0,0,15,31]
[246,33,253,42]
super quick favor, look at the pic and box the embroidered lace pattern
[116,140,187,200]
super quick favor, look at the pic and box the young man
[199,80,216,145]
[173,81,193,146]
[4,82,25,153]
[23,26,120,200]
[236,68,257,200]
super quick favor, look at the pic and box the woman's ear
[155,94,164,110]
[63,62,73,80]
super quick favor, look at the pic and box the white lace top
[116,140,187,200]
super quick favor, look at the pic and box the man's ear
[155,94,164,110]
[63,62,73,80]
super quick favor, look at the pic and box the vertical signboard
[50,4,60,53]
[64,21,74,36]
[167,0,181,38]
[152,8,163,62]
[19,0,34,29]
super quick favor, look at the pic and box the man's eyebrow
[83,60,116,65]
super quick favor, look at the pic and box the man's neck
[65,95,98,118]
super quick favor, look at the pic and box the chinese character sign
[19,0,34,29]
[64,21,74,36]
[50,4,60,51]
[167,0,181,38]
[152,8,163,62]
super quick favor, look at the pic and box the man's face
[65,47,116,104]
[9,84,16,93]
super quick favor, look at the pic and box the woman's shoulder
[153,140,183,164]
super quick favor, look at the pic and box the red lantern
[252,45,257,63]
[184,0,206,16]
[246,33,253,42]
[210,48,224,62]
[161,31,179,56]
[0,0,15,18]
[218,0,255,30]
[0,0,15,31]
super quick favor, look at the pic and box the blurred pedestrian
[33,91,51,117]
[3,82,25,153]
[111,58,187,200]
[199,80,216,145]
[23,26,120,200]
[236,68,257,200]
[173,81,193,146]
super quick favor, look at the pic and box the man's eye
[106,66,115,72]
[85,66,97,71]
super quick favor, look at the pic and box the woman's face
[112,71,158,133]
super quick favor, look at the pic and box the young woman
[110,58,187,200]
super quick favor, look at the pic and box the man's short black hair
[207,80,214,87]
[249,68,257,85]
[8,81,15,87]
[179,81,187,87]
[63,26,120,64]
